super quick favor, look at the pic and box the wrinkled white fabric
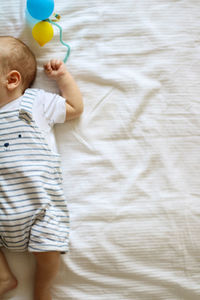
[0,0,200,299]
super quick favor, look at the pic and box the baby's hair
[0,36,37,92]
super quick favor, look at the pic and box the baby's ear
[6,70,21,91]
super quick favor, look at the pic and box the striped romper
[0,89,69,252]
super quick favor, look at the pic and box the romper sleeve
[36,89,66,127]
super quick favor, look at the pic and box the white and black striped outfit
[0,89,69,252]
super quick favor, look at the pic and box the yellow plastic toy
[32,21,54,46]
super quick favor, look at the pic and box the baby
[0,36,83,299]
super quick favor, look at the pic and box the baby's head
[0,36,36,94]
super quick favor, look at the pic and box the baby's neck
[0,90,23,108]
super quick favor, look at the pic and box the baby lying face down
[0,36,83,300]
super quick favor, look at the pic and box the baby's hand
[44,59,67,80]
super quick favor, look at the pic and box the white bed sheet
[1,0,200,299]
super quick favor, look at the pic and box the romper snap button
[4,142,10,150]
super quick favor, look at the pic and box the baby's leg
[33,251,60,300]
[0,249,18,297]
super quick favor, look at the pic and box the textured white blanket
[1,0,200,299]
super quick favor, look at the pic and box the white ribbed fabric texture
[0,0,200,299]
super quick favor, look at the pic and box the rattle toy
[26,0,70,63]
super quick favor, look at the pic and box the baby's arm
[44,60,83,120]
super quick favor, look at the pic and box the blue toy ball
[27,0,54,20]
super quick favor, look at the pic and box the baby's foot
[0,276,17,298]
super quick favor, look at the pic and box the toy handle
[48,19,71,63]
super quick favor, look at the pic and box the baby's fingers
[44,59,66,79]
[50,59,62,70]
[43,62,52,72]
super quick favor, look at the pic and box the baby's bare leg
[0,249,18,298]
[33,251,60,300]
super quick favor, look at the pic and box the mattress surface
[0,0,200,299]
